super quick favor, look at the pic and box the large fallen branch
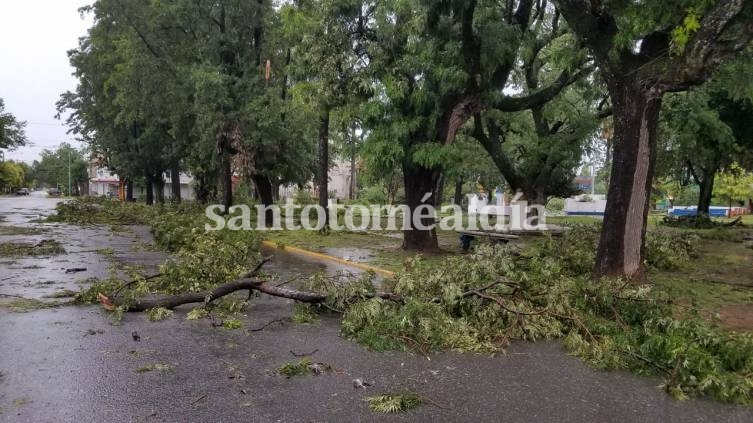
[100,259,401,312]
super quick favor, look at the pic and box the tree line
[57,0,753,281]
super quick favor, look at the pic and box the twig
[621,350,670,374]
[249,317,290,332]
[468,290,548,316]
[290,349,319,357]
[191,394,207,405]
[418,394,449,410]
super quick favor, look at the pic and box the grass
[651,238,753,309]
[0,239,65,257]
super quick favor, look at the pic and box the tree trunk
[221,149,233,213]
[145,175,154,206]
[524,188,546,217]
[594,82,662,281]
[252,174,275,226]
[154,177,165,205]
[402,163,439,251]
[170,164,182,203]
[126,179,133,202]
[318,109,330,222]
[434,173,445,207]
[349,139,357,200]
[696,170,716,217]
[453,177,464,205]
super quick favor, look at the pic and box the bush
[359,186,387,205]
[546,197,565,211]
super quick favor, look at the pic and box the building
[278,158,358,201]
[88,163,195,200]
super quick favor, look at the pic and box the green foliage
[546,197,565,212]
[47,197,152,225]
[333,232,750,404]
[365,392,423,413]
[222,318,243,330]
[74,277,123,305]
[30,143,88,194]
[135,363,173,374]
[275,358,314,378]
[0,161,26,190]
[145,307,173,322]
[292,303,320,324]
[0,98,27,150]
[186,307,209,320]
[0,240,66,257]
[714,163,753,207]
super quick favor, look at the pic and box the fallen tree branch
[104,259,402,312]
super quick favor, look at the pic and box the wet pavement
[1,197,753,422]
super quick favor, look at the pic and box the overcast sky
[0,0,92,163]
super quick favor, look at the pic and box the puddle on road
[0,197,167,305]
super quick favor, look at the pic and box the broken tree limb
[103,258,402,312]
[117,278,327,312]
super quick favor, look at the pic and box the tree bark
[170,163,182,203]
[145,175,154,206]
[252,174,275,226]
[697,170,716,217]
[524,188,546,217]
[221,148,233,213]
[105,260,402,312]
[594,81,662,281]
[453,177,464,205]
[154,176,165,204]
[126,179,134,202]
[349,131,357,200]
[402,163,439,251]
[318,108,330,222]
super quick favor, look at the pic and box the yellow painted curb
[261,240,395,278]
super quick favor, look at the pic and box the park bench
[456,226,566,252]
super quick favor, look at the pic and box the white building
[88,163,195,200]
[278,158,357,200]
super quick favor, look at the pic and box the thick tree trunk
[434,173,445,207]
[126,179,134,202]
[594,82,662,281]
[170,164,182,203]
[252,174,275,226]
[145,175,154,206]
[318,109,330,222]
[453,177,464,205]
[402,164,439,251]
[524,188,546,217]
[154,177,165,205]
[697,170,716,217]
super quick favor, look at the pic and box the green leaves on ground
[0,239,65,257]
[366,392,423,413]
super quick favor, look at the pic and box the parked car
[48,188,61,197]
[16,188,30,196]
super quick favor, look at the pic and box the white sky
[0,0,92,163]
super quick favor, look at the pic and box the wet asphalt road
[1,196,752,422]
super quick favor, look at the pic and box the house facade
[88,163,195,200]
